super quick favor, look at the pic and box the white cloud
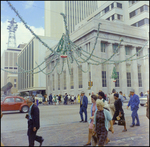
[1,20,44,57]
[24,1,34,9]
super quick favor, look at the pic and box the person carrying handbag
[110,93,127,132]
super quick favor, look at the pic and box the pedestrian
[25,98,44,146]
[93,99,114,146]
[35,95,39,107]
[71,95,74,104]
[64,93,68,105]
[84,94,97,146]
[146,90,149,119]
[123,94,127,100]
[140,92,143,97]
[119,91,124,106]
[58,94,61,105]
[74,95,76,104]
[108,89,116,118]
[79,91,88,122]
[111,93,127,132]
[43,94,48,105]
[97,91,110,143]
[127,88,140,127]
[97,91,109,110]
[53,95,57,105]
[77,94,80,103]
[88,93,91,103]
[32,95,35,103]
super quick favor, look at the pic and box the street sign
[88,81,93,87]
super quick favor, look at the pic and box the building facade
[17,35,59,96]
[75,1,149,38]
[1,47,22,89]
[44,1,98,39]
[45,18,149,97]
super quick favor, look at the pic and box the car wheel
[21,106,29,113]
[140,104,144,106]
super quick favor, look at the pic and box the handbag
[118,119,125,126]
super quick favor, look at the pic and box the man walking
[79,91,88,123]
[26,98,44,146]
[127,88,140,127]
[64,93,68,105]
[49,93,53,105]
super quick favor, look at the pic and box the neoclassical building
[45,18,149,97]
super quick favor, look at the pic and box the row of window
[129,1,139,7]
[50,65,142,90]
[130,5,149,18]
[94,2,122,20]
[4,67,17,69]
[131,18,149,27]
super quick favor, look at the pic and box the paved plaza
[1,103,149,146]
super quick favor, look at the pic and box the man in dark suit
[79,91,88,123]
[64,93,68,105]
[49,93,53,105]
[26,98,44,146]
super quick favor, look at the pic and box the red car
[1,96,29,113]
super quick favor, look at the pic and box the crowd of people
[23,88,149,146]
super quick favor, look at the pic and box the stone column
[131,47,139,94]
[142,46,149,93]
[107,42,115,93]
[119,45,127,95]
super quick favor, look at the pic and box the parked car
[35,94,43,104]
[1,96,29,113]
[139,95,147,106]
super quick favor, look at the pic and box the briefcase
[118,119,125,126]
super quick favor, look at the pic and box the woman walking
[110,93,127,132]
[93,99,114,146]
[84,95,97,146]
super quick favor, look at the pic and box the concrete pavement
[1,103,149,146]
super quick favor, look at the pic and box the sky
[1,1,45,57]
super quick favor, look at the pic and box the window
[138,19,144,27]
[106,17,110,21]
[14,84,16,88]
[117,3,122,9]
[15,98,23,102]
[102,71,107,87]
[136,48,141,56]
[126,64,131,87]
[127,72,131,87]
[129,1,138,6]
[112,15,114,20]
[111,3,114,9]
[78,65,83,88]
[138,66,142,87]
[105,6,109,13]
[58,74,60,90]
[125,46,130,55]
[14,79,16,82]
[101,42,106,52]
[4,67,8,69]
[70,68,74,89]
[115,72,120,87]
[52,74,55,91]
[14,67,17,69]
[102,64,107,87]
[113,44,119,53]
[64,71,66,89]
[9,67,13,69]
[117,14,123,20]
[4,98,14,103]
[88,63,91,81]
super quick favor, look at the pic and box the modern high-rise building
[45,1,98,39]
[1,47,22,90]
[75,1,149,37]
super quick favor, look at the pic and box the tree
[111,67,118,80]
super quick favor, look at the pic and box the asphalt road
[1,103,149,146]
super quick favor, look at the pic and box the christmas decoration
[111,67,118,81]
